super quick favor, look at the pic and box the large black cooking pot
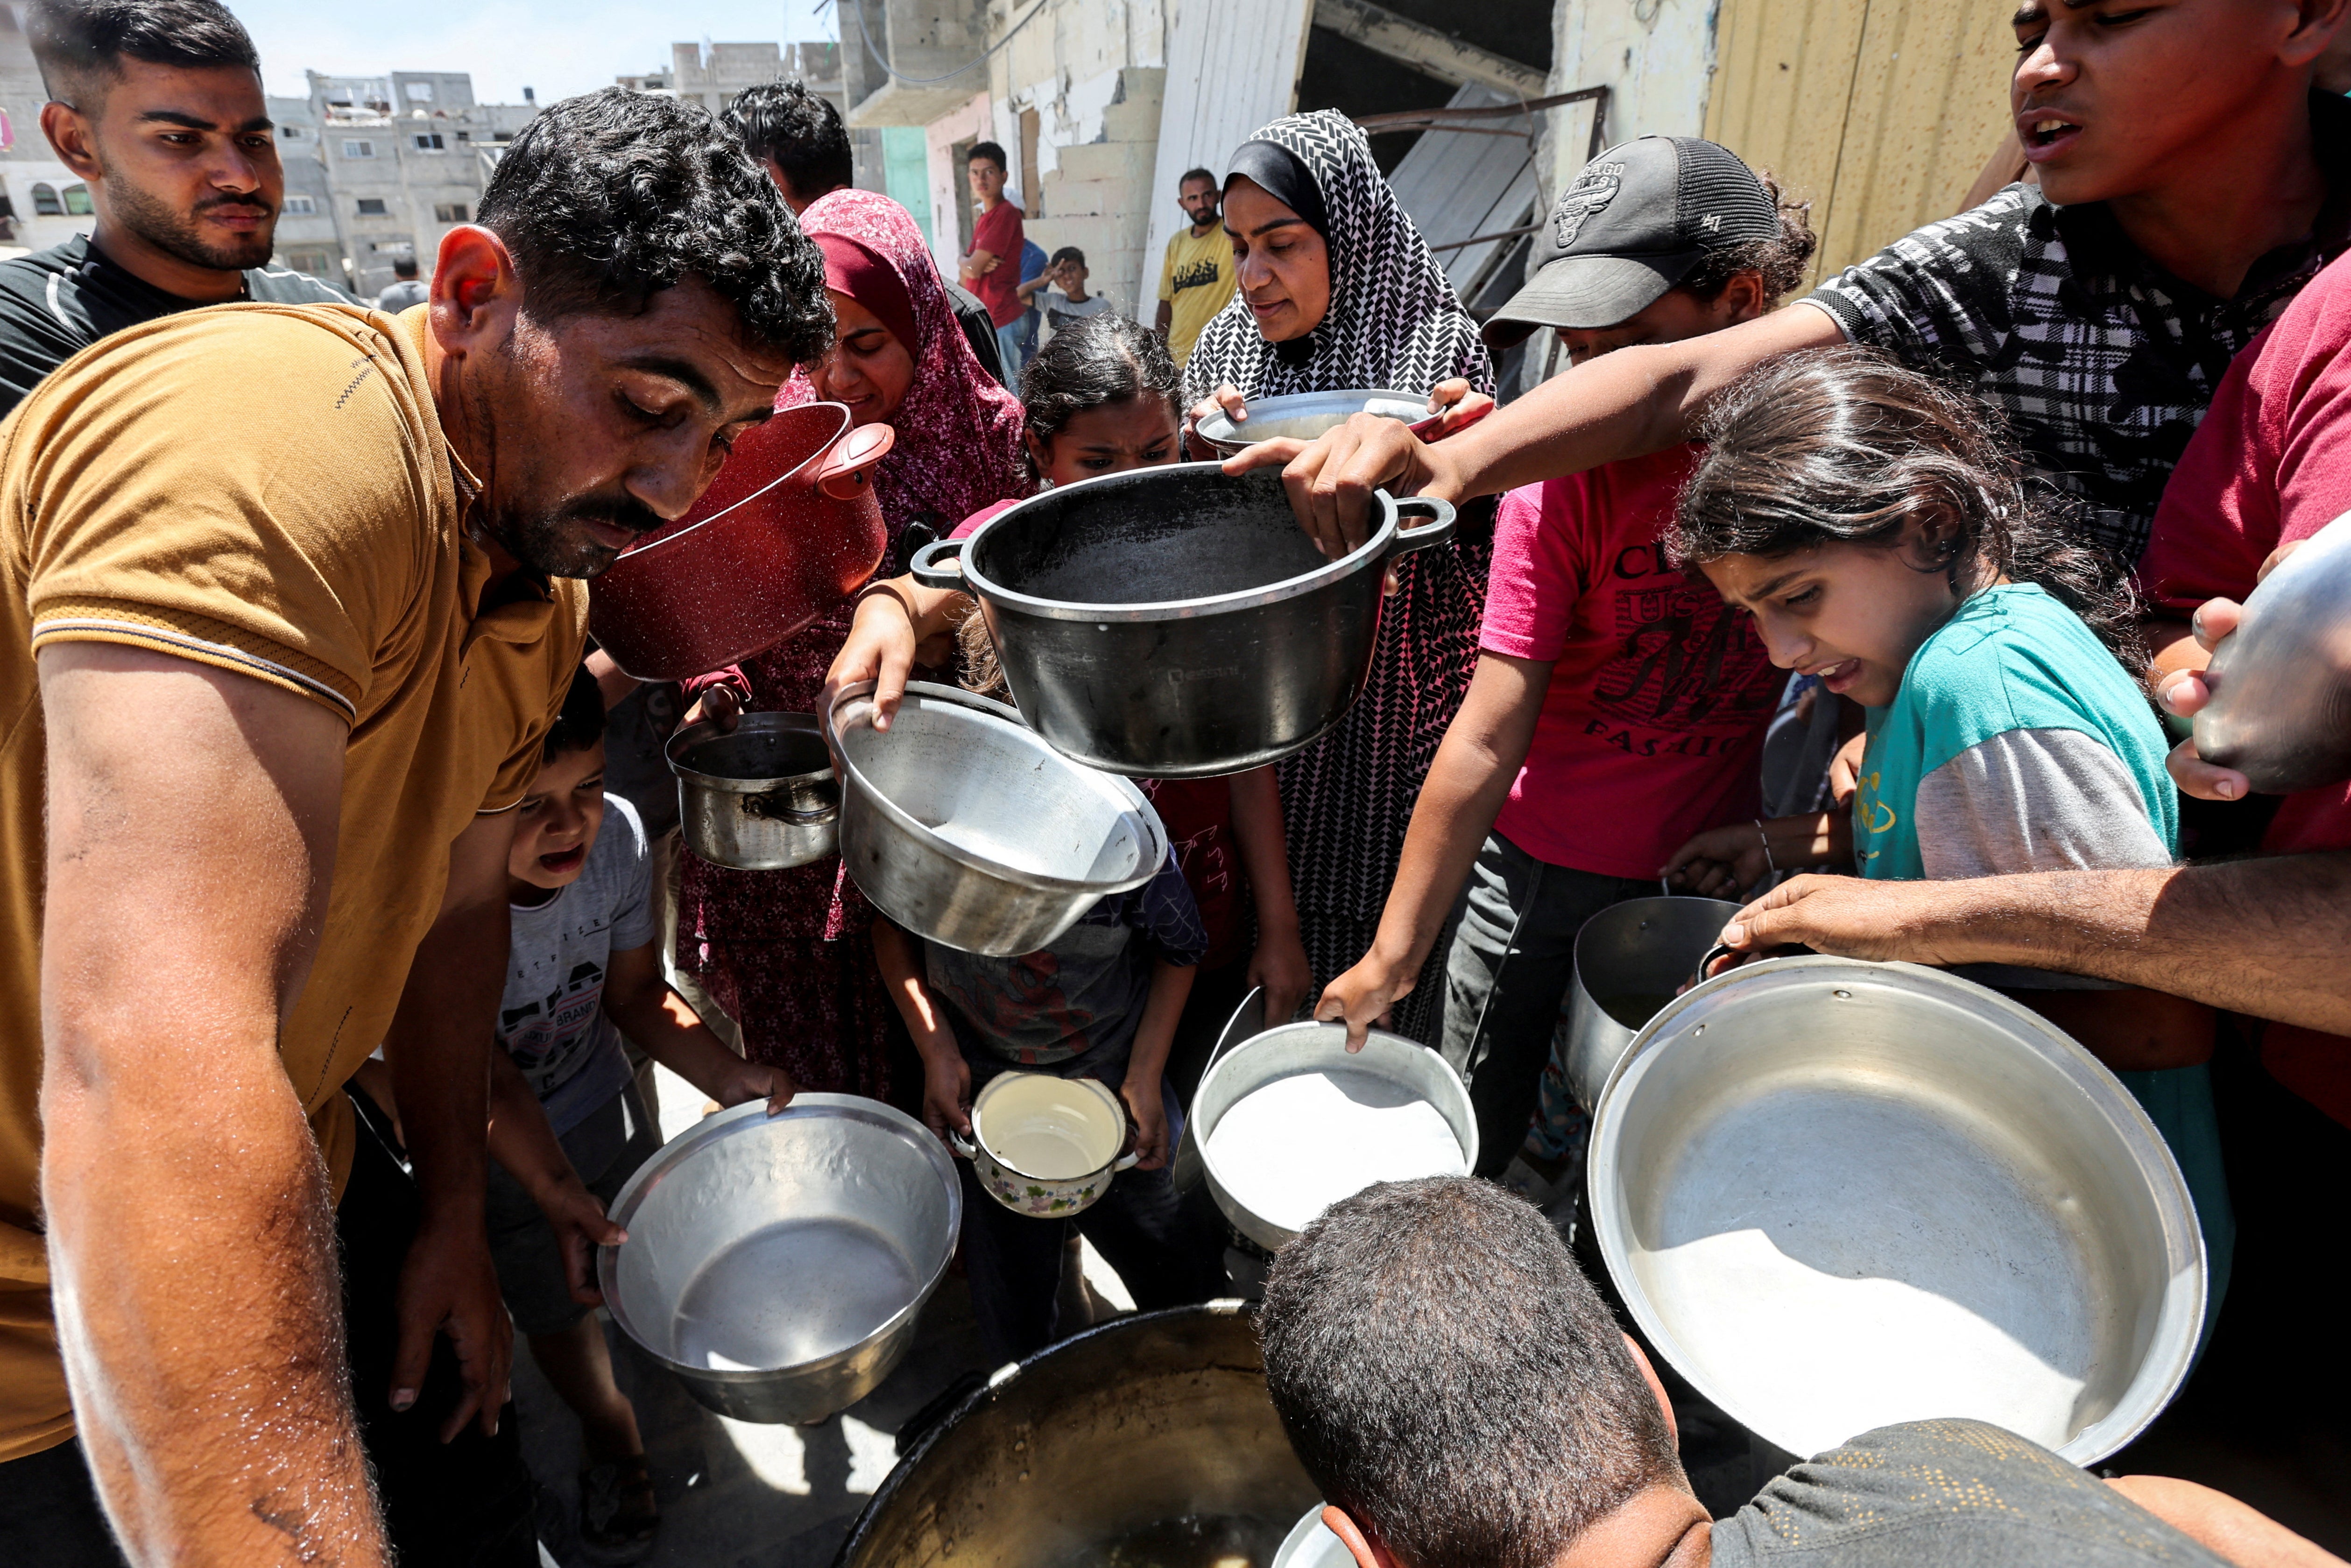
[833,1304,1317,1568]
[908,463,1455,777]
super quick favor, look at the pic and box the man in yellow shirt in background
[0,71,830,1568]
[1155,166,1237,368]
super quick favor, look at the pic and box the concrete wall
[1537,0,1719,204]
[985,0,1168,323]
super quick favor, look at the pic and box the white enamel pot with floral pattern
[951,1071,1138,1217]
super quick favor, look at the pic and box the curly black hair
[543,664,607,760]
[477,87,833,364]
[1668,345,2141,664]
[727,78,852,204]
[1678,169,1817,308]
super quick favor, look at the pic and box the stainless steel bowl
[1588,956,2203,1464]
[1564,896,1743,1111]
[668,710,839,871]
[597,1095,960,1425]
[834,1304,1318,1568]
[823,680,1168,956]
[1192,1020,1477,1252]
[2192,509,2351,794]
[1193,387,1429,455]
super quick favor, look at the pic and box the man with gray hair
[1257,1177,2337,1568]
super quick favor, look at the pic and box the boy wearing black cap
[1317,139,1814,1176]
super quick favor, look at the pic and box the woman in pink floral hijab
[679,189,1030,1100]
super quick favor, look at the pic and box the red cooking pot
[591,401,895,680]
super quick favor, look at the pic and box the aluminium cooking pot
[667,710,838,871]
[834,1304,1318,1568]
[590,401,894,680]
[1192,386,1433,456]
[1587,955,2202,1465]
[1563,895,1743,1112]
[2191,509,2351,794]
[908,463,1456,777]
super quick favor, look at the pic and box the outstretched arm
[2106,1476,2346,1568]
[1230,302,1843,557]
[40,643,387,1566]
[1717,856,2351,1035]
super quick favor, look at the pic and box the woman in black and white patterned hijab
[1182,109,1494,1048]
[1184,109,1494,406]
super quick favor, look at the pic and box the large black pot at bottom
[833,1304,1316,1567]
[911,464,1454,779]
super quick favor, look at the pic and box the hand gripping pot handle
[814,422,895,500]
[907,536,967,592]
[1384,494,1457,558]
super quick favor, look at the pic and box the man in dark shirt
[726,77,1005,385]
[1259,0,2347,572]
[0,0,346,420]
[1258,1179,2337,1568]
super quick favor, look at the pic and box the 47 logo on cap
[1552,168,1623,251]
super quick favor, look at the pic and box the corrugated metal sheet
[1704,0,2014,285]
[1386,83,1540,302]
[1142,0,1314,295]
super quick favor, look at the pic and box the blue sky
[234,0,841,107]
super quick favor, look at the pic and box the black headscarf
[1186,109,1492,401]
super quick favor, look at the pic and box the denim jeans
[995,317,1033,383]
[1440,830,1651,1177]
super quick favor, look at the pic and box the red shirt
[2138,248,2351,1126]
[967,200,1025,328]
[1481,453,1784,880]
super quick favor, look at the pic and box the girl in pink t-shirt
[1316,140,1815,1177]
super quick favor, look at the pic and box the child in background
[1313,141,1810,1177]
[1017,246,1115,338]
[482,669,795,1556]
[830,313,1313,1058]
[1663,347,2231,1330]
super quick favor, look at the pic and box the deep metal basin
[825,680,1167,956]
[668,710,839,871]
[834,1304,1318,1568]
[1565,896,1743,1111]
[1588,956,2203,1464]
[910,463,1454,778]
[1192,1021,1476,1252]
[2192,509,2351,793]
[598,1095,960,1425]
[1193,387,1429,455]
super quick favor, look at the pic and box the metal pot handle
[1112,1150,1140,1173]
[948,1129,976,1159]
[814,422,895,500]
[1386,494,1457,558]
[740,791,840,827]
[908,537,967,592]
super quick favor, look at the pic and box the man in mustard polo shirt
[0,86,829,1566]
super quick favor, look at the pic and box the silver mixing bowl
[598,1095,960,1424]
[824,680,1167,956]
[1588,956,2203,1464]
[1193,387,1430,455]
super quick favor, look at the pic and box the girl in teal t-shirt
[1662,347,2230,1329]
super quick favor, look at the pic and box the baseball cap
[1482,137,1781,347]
